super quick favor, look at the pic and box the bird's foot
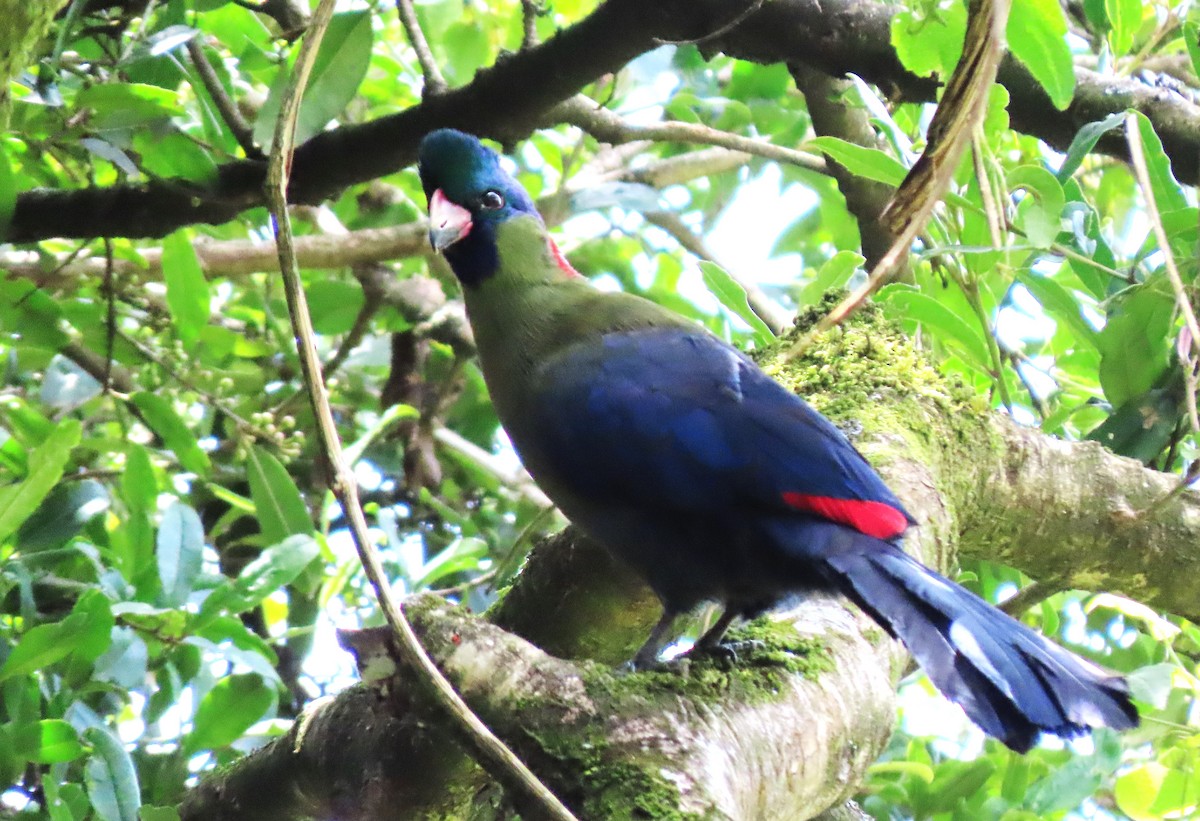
[689,638,767,668]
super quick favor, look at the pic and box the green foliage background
[0,0,1197,817]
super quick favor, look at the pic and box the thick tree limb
[8,0,1200,243]
[181,592,900,820]
[179,302,1198,818]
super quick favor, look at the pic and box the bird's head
[417,128,541,287]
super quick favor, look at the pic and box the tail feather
[776,521,1138,752]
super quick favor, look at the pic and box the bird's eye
[480,190,505,211]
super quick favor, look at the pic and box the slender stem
[644,210,791,334]
[396,0,447,95]
[521,0,541,49]
[1126,113,1200,432]
[263,5,575,819]
[187,37,263,160]
[553,94,827,174]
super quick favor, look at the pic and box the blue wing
[523,327,912,538]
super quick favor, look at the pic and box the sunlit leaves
[246,446,314,546]
[699,261,775,346]
[0,419,81,545]
[254,11,374,148]
[184,674,276,755]
[130,393,211,477]
[891,0,967,78]
[1007,0,1074,109]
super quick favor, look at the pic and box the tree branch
[181,592,900,820]
[9,0,1200,243]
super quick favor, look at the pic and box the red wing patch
[781,492,908,540]
[548,238,581,278]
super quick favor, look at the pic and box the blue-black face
[417,129,540,287]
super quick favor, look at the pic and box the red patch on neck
[548,238,581,278]
[780,493,908,540]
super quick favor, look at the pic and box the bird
[416,127,1138,753]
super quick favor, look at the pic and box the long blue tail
[775,521,1138,752]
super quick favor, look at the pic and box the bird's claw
[691,638,767,667]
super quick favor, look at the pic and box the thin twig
[263,5,575,818]
[396,0,447,95]
[520,0,541,49]
[103,238,116,393]
[644,210,791,334]
[187,37,264,160]
[2,148,760,285]
[785,0,1011,359]
[434,427,552,508]
[1126,112,1200,432]
[1136,459,1200,519]
[998,581,1056,617]
[553,94,827,174]
[653,0,766,45]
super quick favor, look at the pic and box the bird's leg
[628,610,679,670]
[695,608,738,653]
[692,608,765,666]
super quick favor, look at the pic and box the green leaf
[801,251,865,306]
[1007,0,1074,109]
[75,83,181,132]
[0,280,71,350]
[135,130,218,186]
[1185,23,1200,82]
[890,0,967,78]
[2,619,80,681]
[184,673,275,754]
[0,419,82,545]
[925,758,996,811]
[1116,762,1168,821]
[442,21,488,84]
[246,446,313,547]
[1104,0,1141,55]
[15,480,109,553]
[1056,113,1125,182]
[308,279,365,335]
[194,534,319,627]
[0,725,19,791]
[698,261,775,346]
[1128,111,1187,213]
[14,720,84,764]
[1008,165,1065,248]
[0,138,16,239]
[879,287,991,371]
[1095,279,1174,406]
[254,11,373,148]
[157,502,205,607]
[130,393,211,476]
[84,726,141,821]
[808,137,908,187]
[140,808,181,821]
[160,231,210,347]
[1015,270,1099,350]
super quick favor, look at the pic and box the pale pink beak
[428,188,473,251]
